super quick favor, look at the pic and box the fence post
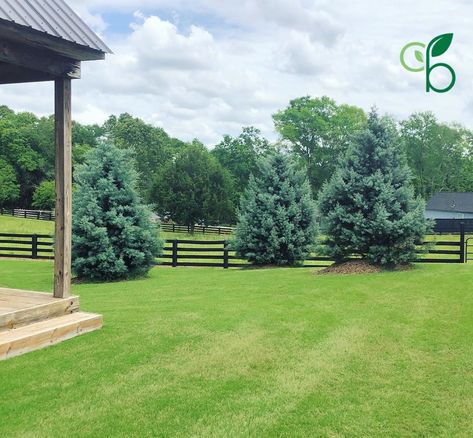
[460,222,466,263]
[32,234,38,259]
[172,239,178,267]
[223,240,229,269]
[173,224,175,233]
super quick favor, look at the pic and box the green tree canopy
[273,96,367,194]
[0,158,20,207]
[32,180,55,210]
[104,113,186,200]
[400,112,473,199]
[318,110,429,267]
[212,126,272,195]
[0,106,102,207]
[151,142,236,227]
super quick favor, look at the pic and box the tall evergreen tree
[234,152,317,266]
[72,143,162,281]
[317,110,430,267]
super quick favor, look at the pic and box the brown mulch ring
[316,260,412,275]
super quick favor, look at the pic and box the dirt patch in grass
[317,260,412,275]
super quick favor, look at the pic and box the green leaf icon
[430,33,453,57]
[415,50,424,63]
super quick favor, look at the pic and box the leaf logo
[400,33,456,93]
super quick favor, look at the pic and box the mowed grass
[1,260,473,436]
[0,215,230,241]
[0,215,54,234]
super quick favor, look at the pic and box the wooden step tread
[0,312,102,360]
[0,295,79,331]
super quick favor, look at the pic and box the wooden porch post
[54,77,72,298]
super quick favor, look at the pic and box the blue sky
[1,0,472,145]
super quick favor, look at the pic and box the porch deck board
[0,288,56,314]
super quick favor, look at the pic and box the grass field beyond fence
[1,260,473,436]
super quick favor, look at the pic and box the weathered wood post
[53,77,72,298]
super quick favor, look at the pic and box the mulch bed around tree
[317,260,412,275]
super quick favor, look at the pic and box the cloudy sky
[1,0,472,145]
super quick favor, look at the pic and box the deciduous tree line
[1,97,473,227]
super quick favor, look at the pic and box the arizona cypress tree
[234,152,317,265]
[72,143,162,281]
[317,110,430,266]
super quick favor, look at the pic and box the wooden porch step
[0,312,102,360]
[0,294,79,332]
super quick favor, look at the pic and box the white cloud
[2,0,473,146]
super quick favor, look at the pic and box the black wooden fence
[0,233,465,266]
[0,208,234,235]
[160,224,234,235]
[0,208,55,221]
[433,219,473,234]
[0,233,54,259]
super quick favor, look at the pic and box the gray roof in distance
[0,0,111,54]
[426,192,473,213]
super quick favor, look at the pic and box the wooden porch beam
[54,78,72,299]
[0,61,55,85]
[0,39,80,80]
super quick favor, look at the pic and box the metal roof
[426,192,473,213]
[0,0,111,54]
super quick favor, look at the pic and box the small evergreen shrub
[234,152,317,265]
[72,143,162,281]
[317,110,430,267]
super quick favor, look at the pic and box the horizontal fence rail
[433,218,473,234]
[0,233,54,260]
[0,233,466,266]
[160,223,234,235]
[0,208,55,221]
[156,237,465,268]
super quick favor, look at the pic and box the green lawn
[1,260,473,436]
[0,215,230,241]
[0,215,54,234]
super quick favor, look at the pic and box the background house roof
[0,0,111,54]
[426,192,473,213]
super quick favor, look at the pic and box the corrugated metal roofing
[0,0,111,54]
[426,192,473,213]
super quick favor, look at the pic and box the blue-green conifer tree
[234,152,317,265]
[72,143,162,280]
